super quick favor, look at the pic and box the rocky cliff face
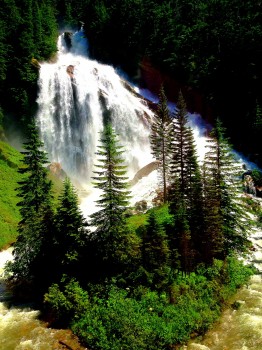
[139,57,213,122]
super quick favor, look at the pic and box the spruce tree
[52,177,90,281]
[89,123,132,278]
[142,210,170,290]
[169,91,202,272]
[150,86,173,202]
[202,119,251,262]
[8,122,53,283]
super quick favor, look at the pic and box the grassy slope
[0,141,22,249]
[126,203,173,232]
[0,140,64,250]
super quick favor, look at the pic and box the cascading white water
[36,31,211,216]
[36,29,154,185]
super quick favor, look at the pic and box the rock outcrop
[139,57,213,122]
[31,58,41,69]
[64,32,73,50]
[66,65,74,79]
[129,161,159,186]
[47,162,67,180]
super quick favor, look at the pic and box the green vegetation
[0,0,57,129]
[45,258,254,350]
[252,169,262,187]
[1,1,261,348]
[13,118,256,348]
[2,116,258,349]
[0,137,63,251]
[0,141,22,249]
[150,86,173,202]
[6,123,54,284]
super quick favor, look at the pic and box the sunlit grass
[0,141,22,249]
[0,141,63,250]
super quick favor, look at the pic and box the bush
[252,169,262,187]
[46,258,254,350]
[44,278,89,324]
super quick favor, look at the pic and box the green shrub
[252,169,262,187]
[44,278,89,323]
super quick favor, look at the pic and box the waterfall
[36,29,154,186]
[36,31,212,214]
[36,28,257,215]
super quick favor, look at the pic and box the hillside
[0,141,22,249]
[0,140,64,250]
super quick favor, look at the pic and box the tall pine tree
[168,91,202,272]
[89,123,132,279]
[7,122,53,284]
[52,177,90,281]
[202,119,251,262]
[142,210,170,290]
[150,85,173,202]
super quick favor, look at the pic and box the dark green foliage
[6,123,53,283]
[90,124,130,231]
[252,169,262,187]
[142,210,170,290]
[52,177,90,281]
[67,258,253,350]
[202,119,251,262]
[170,91,200,198]
[0,0,58,128]
[89,124,134,279]
[169,92,203,271]
[150,86,173,202]
[44,278,89,324]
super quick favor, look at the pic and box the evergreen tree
[142,210,170,290]
[202,119,251,262]
[201,162,224,263]
[52,177,90,281]
[150,85,173,202]
[170,91,192,196]
[169,91,202,272]
[89,123,132,278]
[7,122,53,283]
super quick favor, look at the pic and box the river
[0,248,86,350]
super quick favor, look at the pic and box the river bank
[0,248,87,350]
[184,224,262,350]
